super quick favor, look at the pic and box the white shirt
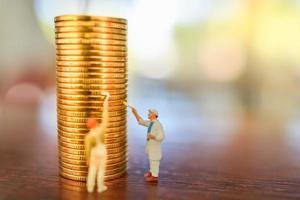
[138,119,165,160]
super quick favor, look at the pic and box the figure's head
[87,118,98,129]
[147,109,158,120]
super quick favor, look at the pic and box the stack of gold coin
[54,15,127,182]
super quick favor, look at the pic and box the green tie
[147,122,154,133]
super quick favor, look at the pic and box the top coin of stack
[54,15,128,182]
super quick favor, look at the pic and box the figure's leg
[144,157,152,177]
[97,157,107,193]
[87,163,97,192]
[150,159,160,177]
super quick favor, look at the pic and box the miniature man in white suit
[131,107,165,182]
[85,92,110,193]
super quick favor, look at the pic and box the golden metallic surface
[59,145,127,155]
[56,88,126,95]
[56,44,127,51]
[57,105,125,113]
[56,66,126,73]
[57,113,126,122]
[60,158,127,171]
[57,83,127,90]
[59,150,127,161]
[59,160,127,172]
[58,129,127,139]
[57,124,126,133]
[60,164,126,177]
[56,32,126,40]
[59,139,127,150]
[58,134,127,145]
[55,15,127,24]
[56,49,127,57]
[55,26,127,35]
[56,72,127,78]
[56,38,126,46]
[56,60,126,66]
[57,94,127,101]
[56,56,126,63]
[56,78,127,84]
[59,154,127,166]
[56,16,128,181]
[57,109,126,117]
[58,120,126,128]
[60,168,126,182]
[55,21,127,29]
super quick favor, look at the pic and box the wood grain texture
[0,103,300,200]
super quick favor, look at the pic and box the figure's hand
[147,134,156,140]
[131,107,137,114]
[101,91,110,100]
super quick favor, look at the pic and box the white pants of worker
[87,156,107,192]
[149,159,160,177]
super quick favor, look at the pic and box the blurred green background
[0,0,300,138]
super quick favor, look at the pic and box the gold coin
[57,124,126,133]
[54,15,127,24]
[57,94,127,101]
[57,105,125,113]
[56,60,126,67]
[57,98,125,106]
[55,38,126,46]
[59,149,127,161]
[56,88,126,95]
[55,21,127,29]
[57,83,127,90]
[59,136,127,148]
[60,158,127,170]
[56,44,127,51]
[55,26,126,35]
[56,56,126,62]
[58,120,126,128]
[58,131,127,141]
[59,162,127,175]
[58,129,127,140]
[57,109,126,117]
[56,78,127,84]
[56,71,127,77]
[56,99,125,107]
[57,113,126,122]
[56,32,126,40]
[56,73,127,79]
[59,144,127,155]
[59,153,127,165]
[56,49,127,57]
[60,167,126,182]
[56,66,126,73]
[59,139,127,150]
[58,134,127,145]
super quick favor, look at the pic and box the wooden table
[0,100,300,200]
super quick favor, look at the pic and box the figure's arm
[100,92,110,129]
[131,107,150,127]
[131,107,142,122]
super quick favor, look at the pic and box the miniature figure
[85,92,110,192]
[130,105,165,182]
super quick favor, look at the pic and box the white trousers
[149,159,160,177]
[87,157,106,192]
